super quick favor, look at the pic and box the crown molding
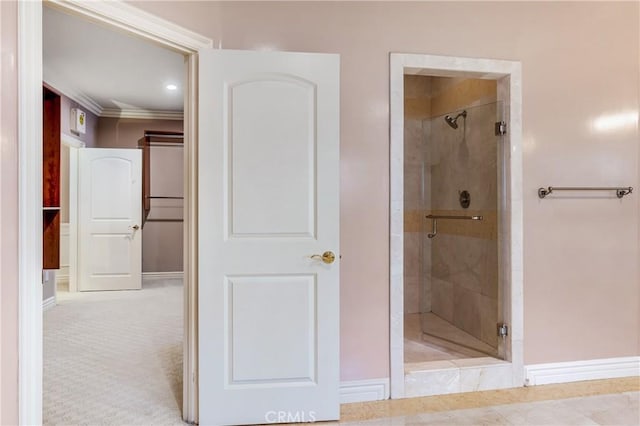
[101,108,184,121]
[45,78,184,121]
[46,0,213,54]
[43,76,103,116]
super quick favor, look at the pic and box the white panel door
[78,148,142,291]
[199,50,340,425]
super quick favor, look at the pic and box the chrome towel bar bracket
[538,186,633,199]
[425,214,483,239]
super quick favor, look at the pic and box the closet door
[78,148,142,291]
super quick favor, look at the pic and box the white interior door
[78,148,142,291]
[198,50,340,425]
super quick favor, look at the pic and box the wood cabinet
[43,86,61,270]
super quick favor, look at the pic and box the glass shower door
[420,101,504,359]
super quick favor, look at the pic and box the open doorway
[22,3,340,424]
[42,5,187,423]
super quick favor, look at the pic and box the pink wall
[1,1,19,423]
[1,2,638,420]
[129,1,640,378]
[96,117,184,272]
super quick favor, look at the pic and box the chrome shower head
[444,115,458,129]
[444,110,467,129]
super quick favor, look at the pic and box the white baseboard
[142,271,184,281]
[525,357,640,386]
[340,378,389,403]
[42,296,56,311]
[56,274,69,285]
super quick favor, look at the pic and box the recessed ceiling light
[166,84,178,91]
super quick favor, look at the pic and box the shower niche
[403,75,506,364]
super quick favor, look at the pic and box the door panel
[229,275,316,384]
[230,77,316,238]
[199,50,340,425]
[78,148,142,291]
[90,157,133,219]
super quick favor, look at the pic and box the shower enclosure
[417,101,504,360]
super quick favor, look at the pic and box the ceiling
[43,6,185,117]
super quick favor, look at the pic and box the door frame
[17,1,212,424]
[61,132,85,294]
[389,53,524,398]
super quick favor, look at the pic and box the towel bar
[538,186,632,199]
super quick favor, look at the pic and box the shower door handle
[310,251,336,264]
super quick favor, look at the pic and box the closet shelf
[138,130,184,227]
[43,86,61,270]
[146,196,183,200]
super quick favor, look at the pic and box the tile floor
[405,313,494,364]
[340,391,639,425]
[338,377,639,425]
[345,392,640,426]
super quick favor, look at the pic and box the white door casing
[19,2,209,424]
[198,50,340,425]
[78,148,142,291]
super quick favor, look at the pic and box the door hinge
[495,121,507,136]
[497,323,509,338]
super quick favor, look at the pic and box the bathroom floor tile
[338,378,639,425]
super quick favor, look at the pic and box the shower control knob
[459,190,471,209]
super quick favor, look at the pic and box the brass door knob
[132,224,140,231]
[310,251,336,264]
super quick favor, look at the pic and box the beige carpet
[44,279,187,426]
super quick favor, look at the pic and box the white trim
[45,79,186,121]
[100,108,184,120]
[100,108,184,121]
[56,223,70,285]
[61,132,85,148]
[68,147,79,292]
[43,76,103,116]
[18,2,44,424]
[182,53,199,424]
[142,271,184,281]
[46,0,213,54]
[525,357,640,386]
[389,54,405,398]
[20,1,206,423]
[42,297,56,312]
[339,379,389,404]
[389,53,523,399]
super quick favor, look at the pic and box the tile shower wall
[403,76,430,314]
[427,79,499,349]
[404,76,498,332]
